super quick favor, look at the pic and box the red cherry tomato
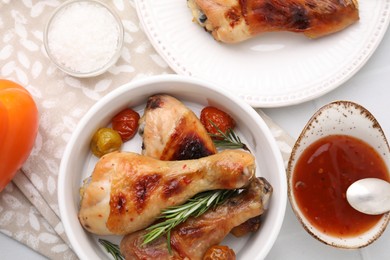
[203,245,236,260]
[200,106,236,139]
[112,108,140,141]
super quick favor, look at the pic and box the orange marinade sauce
[293,135,389,237]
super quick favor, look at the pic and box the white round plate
[58,75,287,259]
[135,0,390,107]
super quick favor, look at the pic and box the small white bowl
[287,101,390,248]
[58,75,287,259]
[44,0,124,77]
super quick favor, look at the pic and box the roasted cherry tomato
[90,128,122,157]
[203,245,236,260]
[200,106,236,139]
[112,108,140,141]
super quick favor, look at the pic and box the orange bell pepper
[0,79,39,191]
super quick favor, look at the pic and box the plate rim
[135,0,390,107]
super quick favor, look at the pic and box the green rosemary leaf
[167,230,172,254]
[142,189,237,247]
[207,120,249,151]
[98,239,124,260]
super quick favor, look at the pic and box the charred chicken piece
[78,149,255,235]
[120,177,272,260]
[230,215,262,237]
[139,94,217,160]
[187,0,359,43]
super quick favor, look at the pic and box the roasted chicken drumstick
[139,94,217,160]
[120,177,272,260]
[79,149,255,235]
[188,0,359,43]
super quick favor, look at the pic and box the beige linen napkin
[0,1,170,258]
[0,0,294,259]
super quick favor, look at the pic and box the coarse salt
[46,1,122,76]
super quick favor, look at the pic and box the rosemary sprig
[208,120,249,151]
[98,239,124,260]
[142,189,237,252]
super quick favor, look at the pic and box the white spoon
[346,178,390,215]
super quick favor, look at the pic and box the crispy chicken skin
[78,149,255,235]
[139,94,217,160]
[120,177,272,260]
[188,0,359,43]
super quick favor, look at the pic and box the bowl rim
[287,100,390,249]
[58,74,287,259]
[43,0,124,78]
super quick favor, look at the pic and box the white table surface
[1,23,389,260]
